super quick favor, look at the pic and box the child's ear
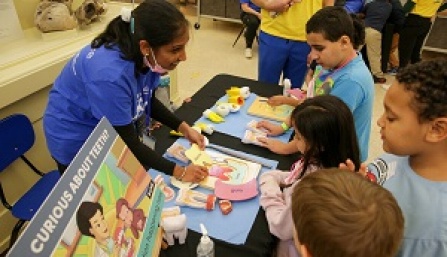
[427,117,447,142]
[340,35,350,49]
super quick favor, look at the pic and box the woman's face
[152,28,189,71]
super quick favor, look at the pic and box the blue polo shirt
[44,44,160,165]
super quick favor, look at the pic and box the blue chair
[0,114,60,250]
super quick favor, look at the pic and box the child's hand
[267,95,287,106]
[339,159,367,177]
[256,120,284,136]
[257,137,289,154]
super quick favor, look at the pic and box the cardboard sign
[7,118,164,257]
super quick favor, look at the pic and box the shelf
[0,2,133,109]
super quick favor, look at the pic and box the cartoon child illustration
[116,198,133,229]
[130,209,146,239]
[76,201,118,257]
[116,198,146,240]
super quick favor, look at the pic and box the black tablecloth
[153,74,297,257]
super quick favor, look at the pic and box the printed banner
[8,118,164,257]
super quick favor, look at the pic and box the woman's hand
[175,164,209,183]
[257,120,285,136]
[178,122,205,149]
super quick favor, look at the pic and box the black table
[153,74,297,257]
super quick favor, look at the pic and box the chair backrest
[0,114,35,171]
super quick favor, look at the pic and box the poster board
[7,118,164,257]
[247,96,294,122]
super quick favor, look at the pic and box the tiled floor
[174,3,394,162]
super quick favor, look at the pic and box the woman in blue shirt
[43,0,208,183]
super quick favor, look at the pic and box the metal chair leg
[9,220,26,249]
[232,26,246,48]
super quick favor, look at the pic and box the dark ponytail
[91,0,189,67]
[91,16,133,57]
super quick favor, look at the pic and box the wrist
[177,166,187,181]
[177,122,189,135]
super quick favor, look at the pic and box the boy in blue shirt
[257,7,374,162]
[344,59,447,256]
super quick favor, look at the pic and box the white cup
[215,104,230,117]
[240,86,250,99]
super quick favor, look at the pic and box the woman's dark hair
[291,95,361,178]
[91,0,189,68]
[306,6,365,50]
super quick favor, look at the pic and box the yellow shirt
[411,0,443,18]
[260,0,324,41]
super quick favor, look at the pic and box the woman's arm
[151,96,182,131]
[114,124,208,182]
[251,0,291,12]
[113,123,175,174]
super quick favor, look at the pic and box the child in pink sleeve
[259,95,361,257]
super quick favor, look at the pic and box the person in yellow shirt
[398,0,447,68]
[252,0,334,89]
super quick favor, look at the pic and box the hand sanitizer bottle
[197,223,214,257]
[283,78,292,97]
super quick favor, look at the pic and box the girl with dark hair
[257,6,373,162]
[43,0,208,183]
[259,95,360,257]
